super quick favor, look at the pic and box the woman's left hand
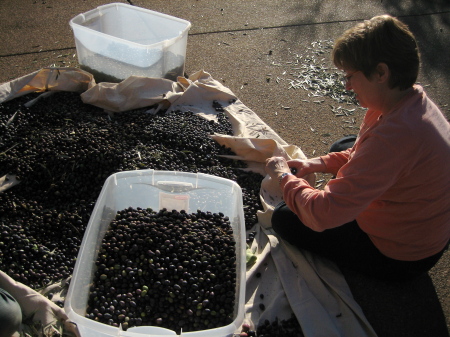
[265,156,291,181]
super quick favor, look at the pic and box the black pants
[271,135,446,282]
[272,202,446,282]
[0,288,22,336]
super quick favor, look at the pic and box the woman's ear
[375,63,390,83]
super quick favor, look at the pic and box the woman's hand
[287,157,327,178]
[265,156,291,182]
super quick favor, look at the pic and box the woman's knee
[329,135,357,152]
[271,202,294,235]
[271,202,312,248]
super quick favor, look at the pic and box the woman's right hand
[287,157,327,178]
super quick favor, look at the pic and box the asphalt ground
[0,1,449,336]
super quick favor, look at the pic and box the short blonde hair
[332,15,420,90]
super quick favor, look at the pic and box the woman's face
[343,69,381,110]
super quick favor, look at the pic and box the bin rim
[69,2,192,49]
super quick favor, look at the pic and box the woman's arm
[319,148,353,176]
[287,157,327,177]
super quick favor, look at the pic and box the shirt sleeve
[320,148,352,175]
[281,133,406,232]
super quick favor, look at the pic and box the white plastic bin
[69,3,191,82]
[64,170,246,337]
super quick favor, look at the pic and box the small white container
[64,170,246,337]
[69,3,191,82]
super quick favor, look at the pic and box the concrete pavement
[1,1,449,336]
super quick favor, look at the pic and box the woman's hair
[332,15,420,90]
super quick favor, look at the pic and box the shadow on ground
[282,1,450,97]
[341,256,450,337]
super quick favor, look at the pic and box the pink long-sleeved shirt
[281,85,450,261]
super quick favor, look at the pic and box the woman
[265,15,450,282]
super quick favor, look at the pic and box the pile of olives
[256,315,304,337]
[0,89,306,337]
[86,207,237,333]
[0,91,263,290]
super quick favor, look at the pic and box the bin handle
[155,180,194,193]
